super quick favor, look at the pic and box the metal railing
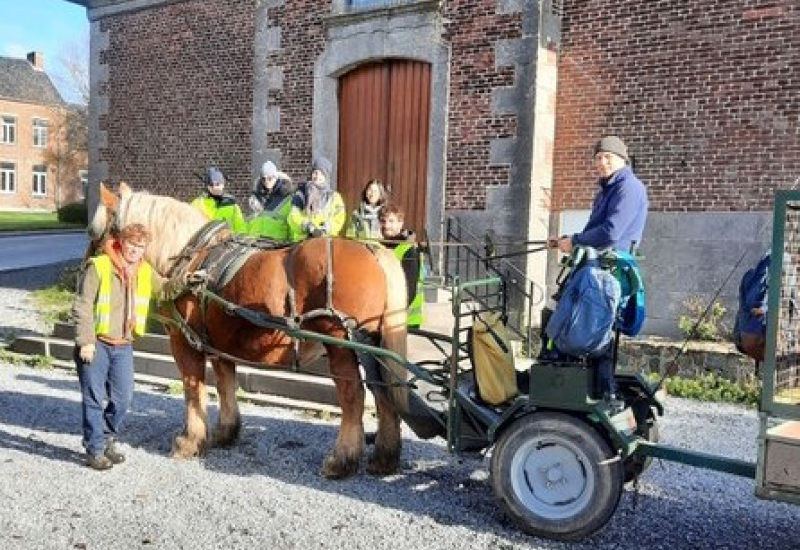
[439,217,547,355]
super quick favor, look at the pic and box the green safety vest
[91,255,153,337]
[190,195,247,233]
[392,243,425,328]
[246,196,292,241]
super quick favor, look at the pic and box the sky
[0,0,90,103]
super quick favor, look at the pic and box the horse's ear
[99,182,119,209]
[119,181,133,199]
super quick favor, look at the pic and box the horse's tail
[373,246,410,414]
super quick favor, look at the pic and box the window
[1,116,15,144]
[32,165,47,196]
[0,163,16,193]
[33,118,49,148]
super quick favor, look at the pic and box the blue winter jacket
[573,166,648,252]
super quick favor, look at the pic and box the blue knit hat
[206,167,225,186]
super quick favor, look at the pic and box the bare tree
[44,31,89,210]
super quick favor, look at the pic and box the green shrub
[678,296,729,341]
[654,372,760,407]
[57,201,88,225]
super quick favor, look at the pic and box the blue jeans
[592,342,617,398]
[75,341,134,455]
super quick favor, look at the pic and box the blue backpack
[602,251,646,336]
[545,256,622,358]
[733,253,770,352]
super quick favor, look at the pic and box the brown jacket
[72,257,164,347]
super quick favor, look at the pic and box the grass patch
[31,266,79,325]
[0,211,83,232]
[0,349,54,369]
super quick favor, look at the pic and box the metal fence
[439,217,547,355]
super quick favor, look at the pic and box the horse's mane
[124,191,208,275]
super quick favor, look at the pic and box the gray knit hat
[594,136,629,162]
[311,156,332,182]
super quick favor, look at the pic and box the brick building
[69,0,800,336]
[0,52,86,211]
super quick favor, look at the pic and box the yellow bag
[470,311,518,405]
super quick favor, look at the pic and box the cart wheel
[624,416,659,483]
[490,412,623,541]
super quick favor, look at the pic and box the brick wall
[99,0,255,204]
[267,0,327,181]
[442,1,520,210]
[553,1,800,212]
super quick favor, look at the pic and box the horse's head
[88,181,135,241]
[85,181,134,259]
[87,180,210,275]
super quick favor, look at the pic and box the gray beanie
[261,161,278,178]
[311,156,332,182]
[594,136,629,162]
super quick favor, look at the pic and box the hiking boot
[86,452,113,471]
[104,438,126,464]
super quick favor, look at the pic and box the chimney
[26,51,44,71]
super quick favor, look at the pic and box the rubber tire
[490,412,623,542]
[624,416,659,483]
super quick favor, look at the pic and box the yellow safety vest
[190,195,247,233]
[91,255,153,337]
[392,243,425,328]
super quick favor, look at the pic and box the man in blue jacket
[550,135,648,406]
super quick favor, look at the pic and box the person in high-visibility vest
[346,179,388,240]
[72,223,162,470]
[379,203,426,328]
[287,156,346,241]
[190,167,247,233]
[246,160,295,241]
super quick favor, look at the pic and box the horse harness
[155,231,394,389]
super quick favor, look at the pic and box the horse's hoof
[366,450,401,476]
[211,424,240,448]
[170,435,207,458]
[320,454,359,479]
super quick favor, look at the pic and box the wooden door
[337,59,431,235]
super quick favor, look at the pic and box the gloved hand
[79,343,96,364]
[310,225,324,238]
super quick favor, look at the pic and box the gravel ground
[1,267,799,550]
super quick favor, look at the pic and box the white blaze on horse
[88,182,410,479]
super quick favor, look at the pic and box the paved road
[0,232,87,272]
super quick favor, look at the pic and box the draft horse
[89,182,410,479]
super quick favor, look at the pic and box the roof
[0,56,64,106]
